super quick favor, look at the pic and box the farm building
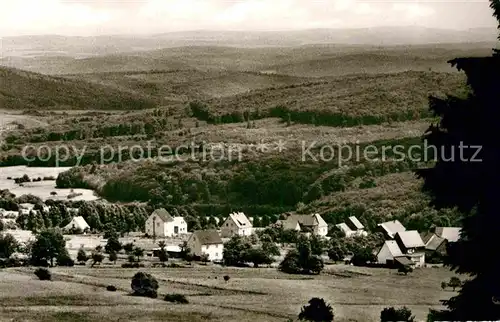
[335,216,368,237]
[434,227,461,242]
[278,213,328,237]
[377,220,406,239]
[377,240,404,265]
[63,216,90,232]
[187,230,223,261]
[421,233,448,263]
[145,209,187,238]
[347,216,364,231]
[394,231,426,267]
[220,212,253,238]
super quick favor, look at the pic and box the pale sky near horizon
[0,0,497,37]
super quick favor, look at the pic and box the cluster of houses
[2,204,462,268]
[375,219,461,268]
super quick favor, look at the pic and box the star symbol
[275,140,287,153]
[256,141,269,153]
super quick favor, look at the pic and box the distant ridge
[2,27,497,58]
[0,66,157,110]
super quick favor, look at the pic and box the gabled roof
[191,230,223,245]
[283,214,326,228]
[279,219,301,231]
[420,232,434,244]
[228,212,252,228]
[336,223,353,235]
[348,216,364,230]
[313,214,328,227]
[424,234,446,251]
[396,230,425,249]
[378,220,406,238]
[172,217,186,225]
[435,227,461,243]
[382,240,403,257]
[151,209,174,223]
[64,216,90,230]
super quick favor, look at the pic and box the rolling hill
[0,67,157,110]
[1,42,495,76]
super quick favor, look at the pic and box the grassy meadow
[0,265,458,322]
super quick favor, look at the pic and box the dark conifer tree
[417,2,500,319]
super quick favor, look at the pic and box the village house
[279,213,328,237]
[376,240,410,267]
[434,227,461,242]
[145,209,187,238]
[394,230,426,267]
[63,216,90,233]
[420,227,461,262]
[186,230,224,261]
[335,216,368,237]
[220,212,253,238]
[377,220,406,239]
[421,233,448,262]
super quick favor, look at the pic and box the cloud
[0,0,492,36]
[392,3,435,19]
[0,0,111,35]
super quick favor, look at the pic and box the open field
[0,265,458,322]
[0,166,97,201]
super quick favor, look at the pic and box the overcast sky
[0,0,497,36]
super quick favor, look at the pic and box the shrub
[448,277,461,291]
[34,268,51,281]
[56,253,75,267]
[380,306,415,322]
[200,253,210,263]
[168,262,182,268]
[223,275,230,282]
[351,247,376,267]
[131,272,159,298]
[77,248,88,264]
[108,251,118,263]
[398,265,413,275]
[298,297,334,321]
[440,281,447,290]
[121,262,144,268]
[106,285,117,292]
[164,294,189,304]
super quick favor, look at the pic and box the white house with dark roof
[347,216,364,231]
[187,230,224,261]
[220,212,253,238]
[279,213,328,237]
[145,208,187,238]
[336,216,368,237]
[335,223,353,236]
[377,220,406,239]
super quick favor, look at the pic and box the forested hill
[0,67,157,110]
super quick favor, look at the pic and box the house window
[215,253,218,257]
[156,222,160,227]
